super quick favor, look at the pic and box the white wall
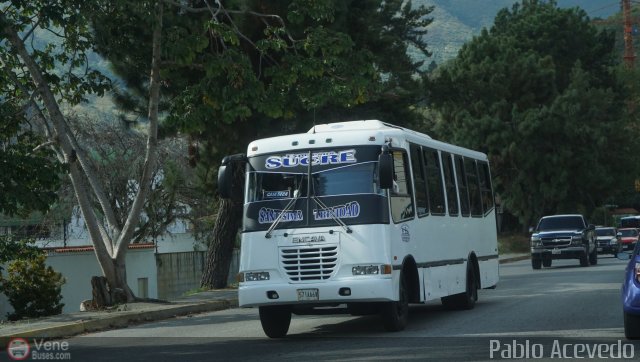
[0,248,157,319]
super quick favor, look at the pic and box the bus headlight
[352,264,392,275]
[352,265,380,275]
[240,271,270,282]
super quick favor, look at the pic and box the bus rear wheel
[442,264,478,310]
[259,305,292,338]
[381,273,409,332]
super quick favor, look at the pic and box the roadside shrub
[0,253,65,321]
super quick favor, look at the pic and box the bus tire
[441,264,478,310]
[259,305,292,338]
[381,273,409,332]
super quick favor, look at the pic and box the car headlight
[531,235,542,247]
[571,235,583,245]
[610,238,618,245]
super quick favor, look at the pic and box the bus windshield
[246,162,383,202]
[243,146,390,232]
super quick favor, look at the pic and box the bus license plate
[552,248,561,255]
[297,288,319,301]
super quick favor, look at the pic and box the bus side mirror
[378,146,393,189]
[217,153,247,199]
[218,163,232,199]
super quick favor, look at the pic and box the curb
[0,298,238,343]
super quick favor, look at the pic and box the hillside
[417,0,620,66]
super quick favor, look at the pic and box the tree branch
[115,0,162,256]
[1,12,115,260]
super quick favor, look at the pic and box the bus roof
[247,120,487,160]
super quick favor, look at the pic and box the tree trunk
[201,160,245,289]
[90,254,134,306]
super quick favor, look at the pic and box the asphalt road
[57,255,640,361]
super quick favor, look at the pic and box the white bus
[218,120,499,338]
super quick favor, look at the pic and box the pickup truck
[530,214,597,269]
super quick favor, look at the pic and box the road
[60,256,640,361]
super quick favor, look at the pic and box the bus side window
[424,148,445,215]
[465,158,483,217]
[478,161,494,214]
[390,150,415,222]
[455,155,470,217]
[410,144,428,217]
[441,152,459,216]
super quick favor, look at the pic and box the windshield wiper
[312,195,352,234]
[265,188,301,239]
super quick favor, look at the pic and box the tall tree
[0,0,163,302]
[90,0,434,287]
[0,109,61,217]
[428,0,639,229]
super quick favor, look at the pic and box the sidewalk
[0,253,528,342]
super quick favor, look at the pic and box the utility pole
[623,0,635,68]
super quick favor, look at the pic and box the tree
[427,0,639,229]
[89,0,434,287]
[0,106,62,217]
[0,0,164,302]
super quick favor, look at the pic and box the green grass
[498,233,530,254]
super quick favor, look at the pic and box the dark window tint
[390,150,415,222]
[441,152,459,216]
[423,148,445,215]
[410,144,428,216]
[477,161,494,214]
[455,155,470,216]
[465,158,482,216]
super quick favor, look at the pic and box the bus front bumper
[239,277,395,307]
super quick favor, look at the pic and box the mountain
[416,0,620,66]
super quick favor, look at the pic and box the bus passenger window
[410,144,428,216]
[423,148,445,215]
[478,161,494,214]
[465,158,483,217]
[390,150,415,222]
[441,152,459,216]
[455,155,470,217]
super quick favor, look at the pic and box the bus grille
[280,246,338,282]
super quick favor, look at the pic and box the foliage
[1,0,163,301]
[0,236,41,269]
[0,108,62,217]
[0,252,65,321]
[427,0,639,228]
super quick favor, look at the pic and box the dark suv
[530,214,597,269]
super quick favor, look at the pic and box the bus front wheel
[381,273,409,332]
[259,305,292,338]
